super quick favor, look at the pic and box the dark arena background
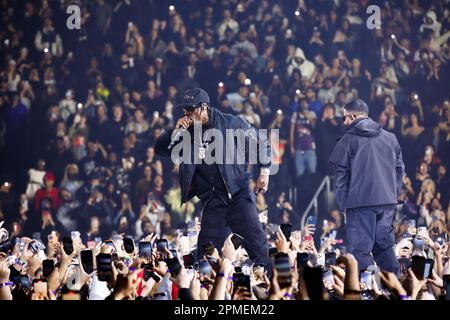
[0,0,450,308]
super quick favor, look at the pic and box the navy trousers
[345,205,399,274]
[196,194,271,270]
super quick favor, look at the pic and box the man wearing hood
[420,11,442,38]
[329,99,404,274]
[419,10,450,53]
[287,47,315,80]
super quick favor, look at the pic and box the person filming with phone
[329,99,405,275]
[154,88,272,270]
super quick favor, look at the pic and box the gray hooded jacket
[329,118,404,211]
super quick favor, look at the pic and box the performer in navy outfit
[330,99,405,274]
[155,88,272,269]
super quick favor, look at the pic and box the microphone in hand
[168,117,192,150]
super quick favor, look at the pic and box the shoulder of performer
[210,107,249,130]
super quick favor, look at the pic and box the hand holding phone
[280,223,292,240]
[274,252,291,275]
[202,242,215,256]
[139,241,152,258]
[417,227,429,239]
[360,271,373,291]
[258,210,268,224]
[233,273,251,293]
[80,250,94,274]
[103,240,116,253]
[253,264,265,282]
[231,234,244,250]
[273,252,291,289]
[323,270,335,290]
[306,215,317,227]
[123,236,135,254]
[96,253,113,282]
[443,274,450,300]
[20,275,31,289]
[297,252,309,268]
[61,237,74,255]
[156,239,169,260]
[412,237,426,257]
[156,239,168,252]
[198,259,212,277]
[143,267,161,282]
[328,230,337,241]
[42,259,55,278]
[411,256,427,280]
[178,236,190,255]
[325,252,336,267]
[166,257,182,277]
[183,253,196,268]
[303,267,323,300]
[71,231,81,241]
[199,259,212,285]
[367,265,381,289]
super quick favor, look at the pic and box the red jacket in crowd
[34,187,61,212]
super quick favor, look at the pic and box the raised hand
[275,227,290,254]
[170,265,190,289]
[221,234,238,262]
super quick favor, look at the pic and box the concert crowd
[0,0,449,300]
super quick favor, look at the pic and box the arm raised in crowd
[337,253,361,300]
[209,258,233,300]
[0,257,13,300]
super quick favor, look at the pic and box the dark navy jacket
[329,118,404,211]
[154,107,272,203]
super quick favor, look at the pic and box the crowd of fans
[0,0,450,301]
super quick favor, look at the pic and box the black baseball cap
[175,88,210,108]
